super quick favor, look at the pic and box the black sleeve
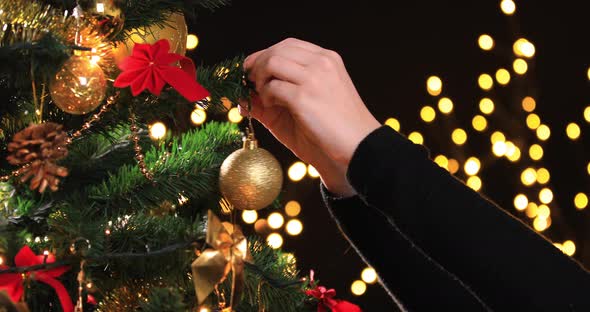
[334,126,590,311]
[322,184,491,311]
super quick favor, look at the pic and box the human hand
[242,38,380,196]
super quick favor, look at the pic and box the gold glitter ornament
[219,134,283,211]
[50,55,107,115]
[112,13,187,64]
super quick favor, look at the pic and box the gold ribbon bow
[192,210,252,309]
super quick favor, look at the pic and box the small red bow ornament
[114,39,210,102]
[0,246,73,312]
[305,270,362,312]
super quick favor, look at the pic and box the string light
[478,74,494,91]
[522,96,536,112]
[438,97,454,114]
[521,168,537,186]
[420,106,437,123]
[448,159,460,174]
[288,162,307,182]
[536,124,551,141]
[434,155,449,170]
[526,114,541,130]
[361,267,378,284]
[464,157,481,176]
[451,128,467,145]
[408,132,424,145]
[529,144,544,161]
[285,201,301,217]
[385,118,401,131]
[307,165,320,178]
[351,280,367,296]
[563,240,576,256]
[148,122,167,140]
[479,98,495,115]
[513,58,528,75]
[539,188,554,204]
[466,176,482,191]
[574,193,588,210]
[500,0,516,15]
[495,68,511,85]
[242,210,258,224]
[228,107,243,123]
[186,34,199,50]
[492,141,507,157]
[266,233,283,249]
[427,76,443,96]
[478,34,495,51]
[268,212,285,229]
[191,108,207,125]
[584,106,590,123]
[513,38,536,58]
[514,194,529,211]
[286,219,303,236]
[537,168,550,184]
[566,123,581,140]
[472,115,488,131]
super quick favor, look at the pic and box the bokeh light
[526,203,538,218]
[479,98,495,115]
[492,141,507,157]
[538,205,551,219]
[478,74,494,91]
[464,157,481,176]
[288,162,308,182]
[513,38,536,58]
[584,106,590,123]
[438,97,454,114]
[529,144,544,161]
[537,168,550,184]
[472,115,488,132]
[427,76,443,96]
[500,0,516,15]
[285,201,302,217]
[186,34,199,50]
[268,212,285,229]
[420,106,437,123]
[478,34,494,51]
[466,176,482,191]
[307,164,320,178]
[495,68,511,85]
[526,114,541,130]
[408,132,424,145]
[566,123,581,140]
[491,131,506,144]
[533,216,549,232]
[385,118,401,131]
[434,155,449,170]
[448,159,460,174]
[267,233,283,249]
[149,122,167,140]
[539,188,554,204]
[191,108,207,125]
[514,194,529,211]
[228,107,243,123]
[522,96,536,112]
[513,58,528,75]
[361,267,378,284]
[351,280,367,296]
[242,210,258,224]
[521,168,537,186]
[286,219,303,236]
[574,193,588,210]
[452,128,468,145]
[536,124,551,141]
[563,240,576,256]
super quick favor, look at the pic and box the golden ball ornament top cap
[242,133,258,150]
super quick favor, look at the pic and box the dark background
[191,1,590,310]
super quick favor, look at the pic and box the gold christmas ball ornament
[50,55,107,115]
[112,13,187,64]
[219,136,283,210]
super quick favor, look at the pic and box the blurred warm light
[149,122,167,140]
[472,115,488,132]
[285,201,301,217]
[566,123,581,140]
[514,194,529,211]
[492,141,507,157]
[286,219,303,236]
[537,168,550,184]
[466,176,482,191]
[351,280,367,296]
[434,155,449,170]
[242,210,258,224]
[554,243,563,251]
[0,256,3,266]
[268,212,285,229]
[563,240,576,256]
[521,168,537,186]
[452,128,467,146]
[187,34,199,50]
[495,68,511,85]
[191,108,207,125]
[539,188,554,204]
[500,0,516,15]
[464,157,481,176]
[479,98,495,115]
[408,132,424,145]
[536,124,551,141]
[420,106,437,123]
[254,219,271,234]
[448,159,460,174]
[491,131,506,144]
[427,76,443,96]
[522,96,536,112]
[588,162,590,175]
[266,233,283,249]
[533,216,548,232]
[574,193,588,210]
[526,114,541,130]
[506,146,521,162]
[361,267,378,284]
[478,34,494,51]
[505,141,516,157]
[513,58,528,75]
[199,307,211,312]
[584,106,590,123]
[438,97,454,114]
[537,205,551,219]
[526,203,538,218]
[228,107,243,123]
[513,38,536,58]
[385,118,401,131]
[529,144,544,161]
[288,162,308,182]
[478,74,494,91]
[307,164,320,178]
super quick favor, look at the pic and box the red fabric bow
[114,39,210,102]
[305,270,362,312]
[0,246,73,312]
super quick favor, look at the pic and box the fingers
[244,37,324,69]
[258,79,298,109]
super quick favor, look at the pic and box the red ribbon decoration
[114,39,210,102]
[0,246,73,312]
[305,270,362,312]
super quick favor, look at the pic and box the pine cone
[6,122,69,193]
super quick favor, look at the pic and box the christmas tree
[0,0,346,311]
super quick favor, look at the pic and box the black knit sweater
[322,126,590,311]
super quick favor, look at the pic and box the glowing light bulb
[149,122,167,140]
[427,76,443,96]
[472,115,488,132]
[526,114,541,130]
[452,128,467,146]
[537,168,550,184]
[285,201,301,217]
[434,155,449,170]
[464,157,481,176]
[438,97,454,114]
[574,193,588,210]
[361,267,378,284]
[478,34,494,51]
[536,124,551,141]
[268,212,285,229]
[514,194,529,211]
[479,98,495,115]
[228,107,243,123]
[242,210,258,224]
[408,132,424,145]
[351,280,367,296]
[521,168,537,186]
[286,219,303,236]
[513,58,528,75]
[307,164,320,178]
[529,144,543,161]
[500,0,516,15]
[267,233,283,249]
[566,123,581,140]
[385,118,401,131]
[466,176,482,191]
[563,240,576,256]
[539,188,554,204]
[495,68,511,85]
[288,162,307,182]
[420,106,436,123]
[478,74,494,91]
[191,108,207,125]
[186,34,199,50]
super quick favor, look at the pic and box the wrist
[315,158,356,198]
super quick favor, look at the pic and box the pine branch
[140,287,189,312]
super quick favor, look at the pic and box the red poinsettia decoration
[305,270,362,312]
[114,39,210,102]
[0,246,73,312]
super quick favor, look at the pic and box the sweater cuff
[320,182,366,219]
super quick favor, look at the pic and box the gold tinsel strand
[96,285,151,312]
